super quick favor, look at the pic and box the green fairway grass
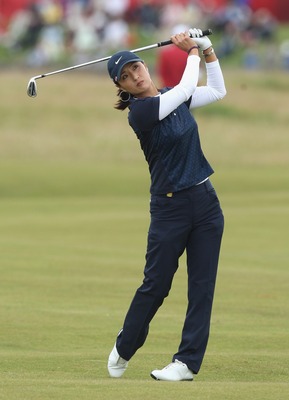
[0,67,288,399]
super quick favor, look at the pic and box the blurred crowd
[0,0,289,70]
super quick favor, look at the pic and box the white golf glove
[189,28,212,51]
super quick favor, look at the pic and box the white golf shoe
[107,344,128,378]
[151,360,194,381]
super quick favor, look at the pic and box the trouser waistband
[165,178,210,198]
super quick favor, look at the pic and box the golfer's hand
[188,28,212,51]
[171,32,198,54]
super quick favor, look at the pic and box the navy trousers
[116,179,224,374]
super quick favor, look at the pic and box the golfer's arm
[158,55,200,120]
[190,60,227,108]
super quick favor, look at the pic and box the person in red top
[156,25,189,87]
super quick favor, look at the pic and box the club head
[27,79,37,97]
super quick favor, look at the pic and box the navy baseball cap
[107,51,143,83]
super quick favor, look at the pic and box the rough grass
[0,67,288,399]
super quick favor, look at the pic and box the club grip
[158,29,213,47]
[198,29,213,37]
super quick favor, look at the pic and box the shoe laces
[164,360,185,370]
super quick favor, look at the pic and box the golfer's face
[119,62,151,97]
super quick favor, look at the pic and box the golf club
[27,28,213,98]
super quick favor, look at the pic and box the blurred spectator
[65,2,102,55]
[159,2,205,33]
[102,0,129,18]
[244,8,277,42]
[213,0,252,32]
[12,3,44,50]
[216,20,240,58]
[132,0,161,31]
[26,0,64,66]
[241,7,277,70]
[211,0,252,57]
[102,16,130,49]
[101,0,131,49]
[26,25,64,67]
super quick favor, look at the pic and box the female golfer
[106,28,226,381]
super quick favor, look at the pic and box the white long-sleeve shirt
[159,55,226,120]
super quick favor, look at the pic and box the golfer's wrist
[202,47,217,62]
[202,47,214,56]
[187,46,199,55]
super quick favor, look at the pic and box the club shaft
[32,44,162,80]
[31,29,213,81]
